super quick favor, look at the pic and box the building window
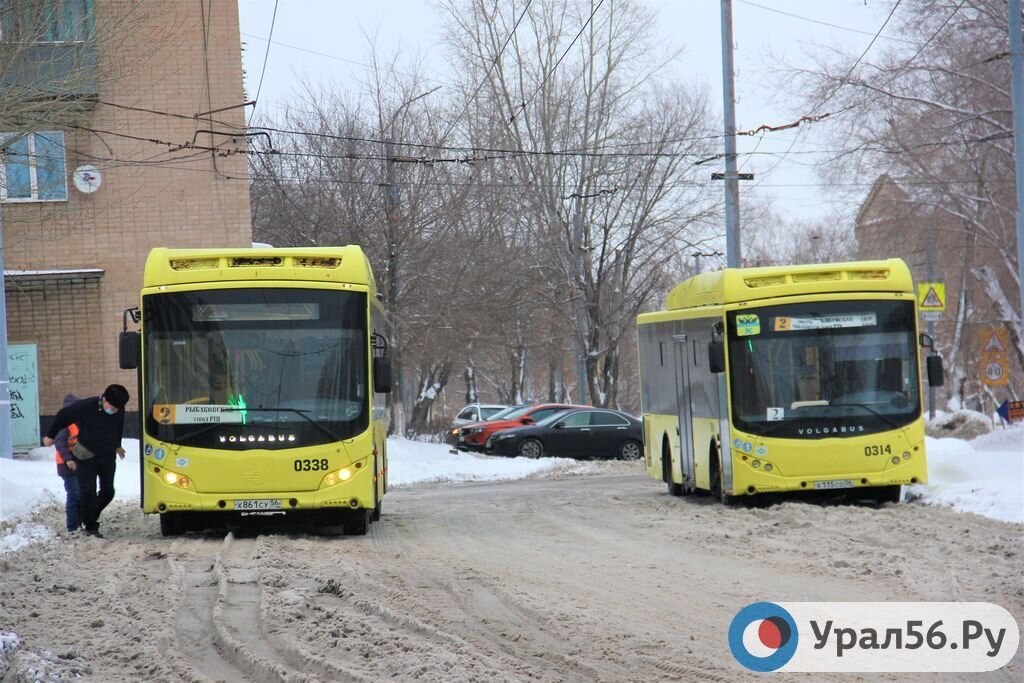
[0,0,94,43]
[1,131,68,202]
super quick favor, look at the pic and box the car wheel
[519,438,544,459]
[618,439,642,461]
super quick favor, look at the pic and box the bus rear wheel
[663,449,683,496]
[159,512,186,537]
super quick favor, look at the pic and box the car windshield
[486,405,523,420]
[480,406,508,420]
[498,404,541,420]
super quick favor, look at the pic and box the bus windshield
[143,288,368,449]
[726,300,920,438]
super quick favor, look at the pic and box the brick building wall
[3,1,252,423]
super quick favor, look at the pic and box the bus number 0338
[294,458,330,472]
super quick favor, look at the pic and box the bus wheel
[519,439,544,459]
[874,485,902,505]
[159,512,185,537]
[618,440,643,461]
[662,448,684,496]
[710,455,736,506]
[343,509,370,536]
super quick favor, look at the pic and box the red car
[458,403,585,452]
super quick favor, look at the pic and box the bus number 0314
[864,444,892,457]
[294,458,330,472]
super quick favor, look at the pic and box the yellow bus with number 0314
[119,247,392,536]
[636,259,944,504]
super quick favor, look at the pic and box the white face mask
[104,407,117,415]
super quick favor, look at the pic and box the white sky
[237,0,900,226]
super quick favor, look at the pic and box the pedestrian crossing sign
[980,327,1009,354]
[917,282,946,311]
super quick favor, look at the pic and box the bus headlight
[891,456,901,465]
[902,451,911,460]
[322,466,356,488]
[162,471,190,489]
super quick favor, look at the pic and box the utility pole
[720,0,741,268]
[1009,0,1024,322]
[926,224,936,420]
[0,208,12,458]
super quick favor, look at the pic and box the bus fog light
[891,456,901,465]
[902,451,911,460]
[751,460,760,468]
[763,463,773,472]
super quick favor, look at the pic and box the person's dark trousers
[78,456,117,533]
[61,473,81,531]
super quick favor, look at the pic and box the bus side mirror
[708,341,725,374]
[373,356,392,393]
[119,331,140,370]
[926,355,944,387]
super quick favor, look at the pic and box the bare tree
[784,0,1021,407]
[440,0,720,407]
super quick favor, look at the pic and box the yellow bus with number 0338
[636,259,944,504]
[119,247,392,536]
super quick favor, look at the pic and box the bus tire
[710,453,737,506]
[662,442,684,496]
[159,512,185,537]
[874,485,902,505]
[343,509,370,536]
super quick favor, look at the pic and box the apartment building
[2,0,252,443]
[855,174,1022,412]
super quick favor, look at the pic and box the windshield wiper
[225,407,341,442]
[829,402,900,429]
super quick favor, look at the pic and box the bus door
[672,334,695,489]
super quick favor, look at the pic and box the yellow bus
[119,247,391,536]
[636,259,944,504]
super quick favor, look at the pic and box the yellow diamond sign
[917,282,946,311]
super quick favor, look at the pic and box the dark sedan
[485,407,644,460]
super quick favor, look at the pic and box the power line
[735,0,914,44]
[239,32,456,89]
[509,0,604,123]
[442,0,533,140]
[250,0,279,121]
[751,0,903,190]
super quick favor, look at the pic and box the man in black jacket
[44,385,129,538]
